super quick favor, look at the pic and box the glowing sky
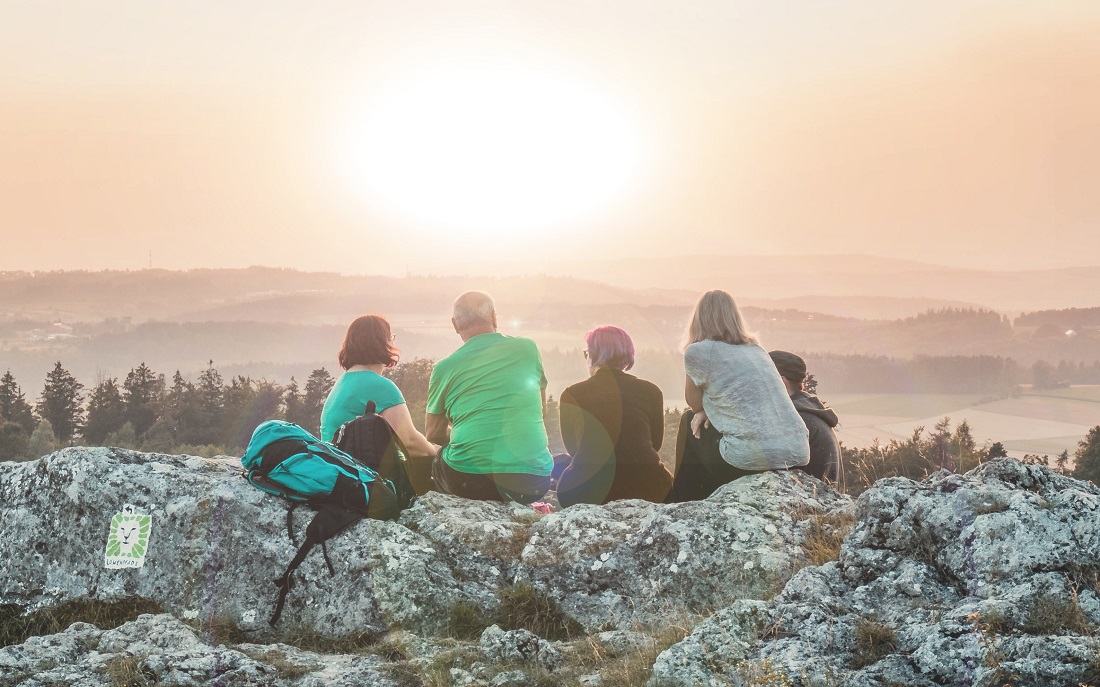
[2,1,1099,273]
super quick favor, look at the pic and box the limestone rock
[477,624,562,670]
[656,460,1100,687]
[0,448,848,640]
[0,613,403,686]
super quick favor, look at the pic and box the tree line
[0,362,341,460]
[3,360,1098,496]
[840,417,1100,495]
[0,358,679,467]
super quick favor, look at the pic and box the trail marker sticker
[104,504,152,569]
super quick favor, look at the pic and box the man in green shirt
[425,291,553,503]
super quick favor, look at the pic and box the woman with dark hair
[555,325,672,506]
[320,315,438,489]
[665,290,809,502]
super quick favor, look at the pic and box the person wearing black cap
[769,351,844,488]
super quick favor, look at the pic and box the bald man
[424,291,553,503]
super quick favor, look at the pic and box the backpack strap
[286,502,303,546]
[362,400,413,497]
[268,504,366,626]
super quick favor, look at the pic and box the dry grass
[446,601,491,640]
[737,657,794,687]
[102,654,150,687]
[236,646,320,678]
[596,622,694,687]
[0,598,162,648]
[800,511,856,568]
[966,611,1018,687]
[278,625,386,654]
[851,617,897,669]
[494,583,584,641]
[1022,595,1093,636]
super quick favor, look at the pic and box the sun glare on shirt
[347,64,642,237]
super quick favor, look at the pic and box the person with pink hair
[555,325,672,506]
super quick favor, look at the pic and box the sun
[347,64,642,236]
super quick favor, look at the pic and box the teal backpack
[241,419,402,625]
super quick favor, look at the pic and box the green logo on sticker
[105,513,152,559]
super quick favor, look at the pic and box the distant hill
[440,254,1100,313]
[1,266,1098,400]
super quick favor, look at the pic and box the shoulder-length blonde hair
[682,290,758,349]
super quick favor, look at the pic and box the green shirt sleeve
[426,362,447,415]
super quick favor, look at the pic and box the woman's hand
[690,410,710,439]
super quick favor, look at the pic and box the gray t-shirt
[684,340,810,471]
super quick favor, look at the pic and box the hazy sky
[2,1,1099,273]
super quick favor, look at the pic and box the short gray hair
[452,291,496,330]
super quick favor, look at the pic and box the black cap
[769,350,807,383]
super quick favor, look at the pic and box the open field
[828,388,1100,462]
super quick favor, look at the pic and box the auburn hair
[338,315,399,369]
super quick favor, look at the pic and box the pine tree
[144,370,189,451]
[84,377,127,445]
[1056,449,1070,474]
[191,361,224,446]
[302,368,334,437]
[221,376,282,450]
[283,377,308,427]
[123,363,164,438]
[0,420,29,460]
[36,362,85,444]
[1072,425,1100,485]
[0,370,36,434]
[26,419,59,458]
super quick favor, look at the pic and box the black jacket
[556,369,672,506]
[790,391,843,487]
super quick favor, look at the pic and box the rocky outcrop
[5,449,1098,686]
[0,447,845,638]
[652,460,1100,687]
[0,612,407,686]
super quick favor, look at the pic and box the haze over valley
[2,263,1098,461]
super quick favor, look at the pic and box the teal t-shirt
[426,333,552,476]
[319,370,405,442]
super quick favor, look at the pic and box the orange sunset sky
[2,1,1099,274]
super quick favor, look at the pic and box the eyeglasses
[583,350,589,360]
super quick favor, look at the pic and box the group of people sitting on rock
[318,289,842,508]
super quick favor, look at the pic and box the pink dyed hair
[585,325,635,371]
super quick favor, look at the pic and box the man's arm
[425,412,451,446]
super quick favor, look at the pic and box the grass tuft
[737,657,794,687]
[447,601,492,640]
[0,598,162,648]
[851,617,897,668]
[800,511,855,568]
[597,622,693,687]
[279,626,385,654]
[237,647,320,678]
[1022,596,1092,636]
[101,654,151,687]
[493,582,584,641]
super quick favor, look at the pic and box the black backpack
[241,406,411,625]
[332,400,418,513]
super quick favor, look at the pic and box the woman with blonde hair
[666,290,809,501]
